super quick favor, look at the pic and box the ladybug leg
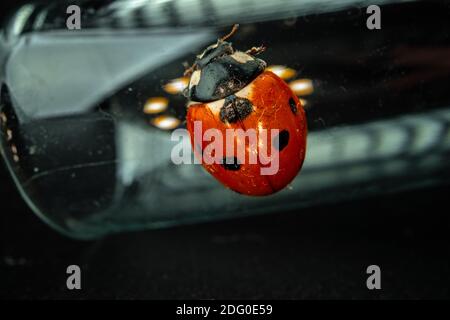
[183,61,196,77]
[219,24,239,42]
[246,45,266,56]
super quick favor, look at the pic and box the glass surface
[1,0,450,238]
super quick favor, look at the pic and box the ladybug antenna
[219,24,239,42]
[184,24,240,77]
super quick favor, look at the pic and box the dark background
[2,158,450,299]
[1,0,450,299]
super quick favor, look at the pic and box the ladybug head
[184,25,266,103]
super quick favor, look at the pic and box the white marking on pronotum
[189,70,201,89]
[230,51,254,64]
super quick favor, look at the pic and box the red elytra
[186,71,307,196]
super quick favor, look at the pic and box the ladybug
[184,25,307,196]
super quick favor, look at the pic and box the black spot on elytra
[219,95,253,123]
[273,130,290,151]
[222,156,241,171]
[289,97,297,114]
